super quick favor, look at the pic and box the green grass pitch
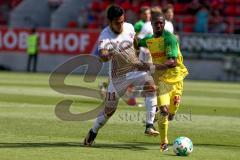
[0,71,239,160]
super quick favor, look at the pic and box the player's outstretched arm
[132,58,177,72]
[152,58,177,72]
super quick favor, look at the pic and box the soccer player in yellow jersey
[137,12,188,151]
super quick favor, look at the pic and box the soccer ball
[173,137,193,156]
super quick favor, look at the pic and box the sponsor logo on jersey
[151,52,165,58]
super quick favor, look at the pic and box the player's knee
[104,107,116,117]
[173,96,181,106]
[143,82,156,93]
[159,105,169,117]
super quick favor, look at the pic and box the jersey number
[108,92,116,101]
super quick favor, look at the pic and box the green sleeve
[134,20,144,33]
[164,31,178,58]
[138,34,153,48]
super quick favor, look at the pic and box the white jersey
[137,21,153,63]
[98,22,142,79]
[164,20,174,33]
[138,20,174,36]
[138,21,153,39]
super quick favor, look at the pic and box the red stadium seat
[225,5,237,16]
[87,22,98,29]
[236,6,240,16]
[67,21,78,28]
[182,16,195,24]
[121,1,131,10]
[226,17,235,33]
[174,3,187,14]
[225,0,236,4]
[183,25,194,33]
[234,18,240,31]
[91,0,101,12]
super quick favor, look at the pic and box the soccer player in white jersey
[138,6,174,40]
[137,7,162,63]
[163,4,174,34]
[84,5,159,146]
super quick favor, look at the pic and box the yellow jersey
[139,30,188,84]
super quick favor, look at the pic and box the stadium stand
[10,0,51,28]
[81,0,240,34]
[0,0,22,25]
[51,0,91,28]
[3,0,240,33]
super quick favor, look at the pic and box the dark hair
[163,4,174,14]
[107,5,124,21]
[140,6,150,14]
[151,12,165,22]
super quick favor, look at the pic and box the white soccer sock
[145,96,157,125]
[92,111,109,133]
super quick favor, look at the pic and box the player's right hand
[134,62,150,71]
[99,49,113,62]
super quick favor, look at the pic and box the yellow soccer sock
[157,114,169,144]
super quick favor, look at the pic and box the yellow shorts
[157,81,183,114]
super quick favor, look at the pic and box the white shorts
[105,72,154,108]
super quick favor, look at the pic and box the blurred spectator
[77,9,88,28]
[208,10,227,33]
[140,0,151,7]
[125,9,137,23]
[131,0,141,14]
[194,4,209,33]
[90,0,102,12]
[150,0,160,7]
[27,28,39,72]
[87,11,96,24]
[186,0,201,15]
[48,0,63,11]
[163,4,174,33]
[121,0,138,23]
[137,6,162,39]
[210,0,224,11]
[161,0,171,9]
[77,0,240,33]
[134,6,151,34]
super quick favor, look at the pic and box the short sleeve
[138,34,153,48]
[137,22,153,39]
[134,20,143,33]
[98,30,109,51]
[164,32,178,58]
